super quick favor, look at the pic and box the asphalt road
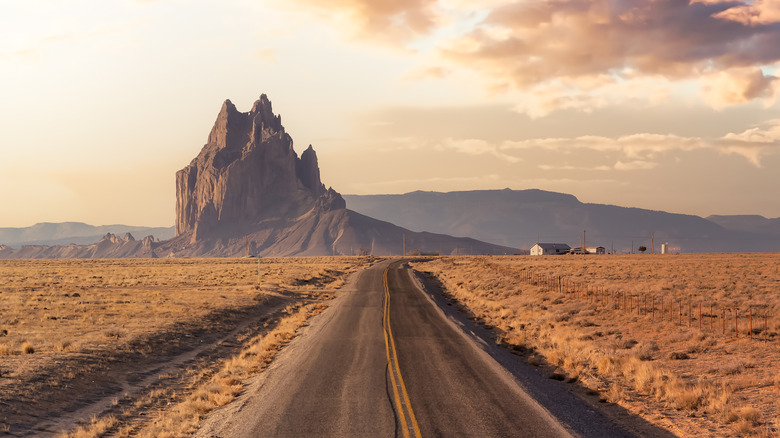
[196,260,636,437]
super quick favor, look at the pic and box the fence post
[652,296,655,323]
[679,300,682,326]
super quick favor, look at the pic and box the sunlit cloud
[614,160,659,171]
[538,164,612,171]
[500,126,780,167]
[287,0,440,44]
[288,0,780,115]
[436,138,521,162]
[501,134,708,160]
[701,67,779,109]
[709,0,780,26]
[718,119,780,166]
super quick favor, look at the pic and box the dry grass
[412,254,780,438]
[133,302,327,438]
[0,257,374,436]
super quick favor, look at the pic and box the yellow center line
[383,267,422,438]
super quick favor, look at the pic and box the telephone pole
[402,233,406,257]
[583,230,586,255]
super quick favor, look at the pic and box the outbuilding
[586,246,606,255]
[530,243,571,256]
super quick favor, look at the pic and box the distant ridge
[0,222,174,248]
[344,189,780,253]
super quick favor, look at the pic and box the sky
[1,0,779,228]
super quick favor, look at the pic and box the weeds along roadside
[60,301,328,438]
[410,255,779,438]
[0,257,374,437]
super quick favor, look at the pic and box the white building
[530,243,571,256]
[586,246,606,255]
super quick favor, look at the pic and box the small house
[586,246,606,255]
[530,243,571,256]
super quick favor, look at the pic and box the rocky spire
[297,145,324,196]
[175,94,345,240]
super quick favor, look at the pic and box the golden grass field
[0,257,374,437]
[2,254,777,437]
[411,253,780,437]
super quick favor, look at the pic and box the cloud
[614,160,659,171]
[709,0,780,26]
[436,138,521,162]
[538,164,612,171]
[701,67,779,108]
[287,0,780,114]
[718,119,780,166]
[501,134,708,160]
[437,1,780,113]
[288,0,440,44]
[500,123,780,167]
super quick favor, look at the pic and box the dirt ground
[411,254,780,437]
[0,257,374,436]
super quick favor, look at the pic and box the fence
[512,268,774,342]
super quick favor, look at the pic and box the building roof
[532,243,571,250]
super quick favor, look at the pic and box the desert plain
[0,253,777,437]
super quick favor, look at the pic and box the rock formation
[175,95,345,242]
[154,94,517,257]
[0,94,518,258]
[0,233,157,258]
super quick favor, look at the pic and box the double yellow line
[383,266,422,438]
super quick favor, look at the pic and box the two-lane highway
[196,260,627,437]
[385,263,568,437]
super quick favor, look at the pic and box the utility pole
[651,233,655,254]
[402,233,406,257]
[583,230,586,255]
[245,234,248,258]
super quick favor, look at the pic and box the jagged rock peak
[206,94,285,153]
[100,233,121,244]
[297,145,323,196]
[175,94,346,240]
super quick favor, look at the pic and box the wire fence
[511,269,775,343]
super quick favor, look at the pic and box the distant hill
[706,215,780,237]
[0,222,175,248]
[344,189,780,253]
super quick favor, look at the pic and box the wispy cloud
[501,134,708,160]
[706,0,780,26]
[287,0,780,115]
[718,119,780,166]
[436,138,522,163]
[287,0,440,44]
